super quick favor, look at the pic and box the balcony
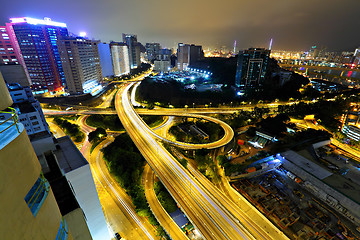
[0,107,23,150]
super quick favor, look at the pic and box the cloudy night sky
[1,0,359,51]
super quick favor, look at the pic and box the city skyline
[1,0,360,51]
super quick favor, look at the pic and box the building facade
[177,43,203,71]
[57,37,102,95]
[0,25,22,65]
[110,42,130,76]
[154,60,171,72]
[145,42,161,62]
[8,17,69,92]
[97,42,113,77]
[235,48,270,88]
[122,33,140,69]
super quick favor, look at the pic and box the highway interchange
[44,71,360,240]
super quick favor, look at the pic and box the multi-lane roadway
[115,82,288,240]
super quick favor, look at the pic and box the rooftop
[281,150,333,180]
[55,135,88,173]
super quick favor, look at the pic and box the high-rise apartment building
[235,48,270,88]
[122,33,141,69]
[145,42,161,62]
[7,17,69,92]
[57,37,103,95]
[110,42,130,76]
[98,42,113,77]
[177,43,204,71]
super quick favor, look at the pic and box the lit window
[24,174,50,216]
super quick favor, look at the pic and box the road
[96,88,117,109]
[90,138,158,240]
[115,82,288,240]
[143,163,189,240]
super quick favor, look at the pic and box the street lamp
[193,103,195,108]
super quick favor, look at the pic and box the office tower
[122,33,141,69]
[57,37,103,95]
[235,48,270,88]
[0,73,75,240]
[0,64,30,87]
[110,42,130,76]
[145,42,161,62]
[0,25,22,65]
[177,43,204,71]
[98,42,113,77]
[7,17,69,92]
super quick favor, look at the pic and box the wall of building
[98,43,113,77]
[0,73,13,110]
[64,208,92,240]
[65,165,110,240]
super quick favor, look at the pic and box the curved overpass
[137,109,234,150]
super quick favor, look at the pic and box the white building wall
[65,164,110,240]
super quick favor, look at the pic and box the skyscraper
[8,17,69,92]
[122,33,141,69]
[0,25,22,65]
[235,48,270,88]
[177,43,204,71]
[110,42,130,76]
[57,36,103,95]
[145,42,161,62]
[97,42,113,77]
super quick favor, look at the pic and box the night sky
[1,0,359,51]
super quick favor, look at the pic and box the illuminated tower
[7,17,69,92]
[235,48,270,88]
[57,36,103,95]
[110,42,130,76]
[122,33,141,69]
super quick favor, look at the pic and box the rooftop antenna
[269,38,273,50]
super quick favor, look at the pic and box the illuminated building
[98,42,114,77]
[145,42,161,62]
[7,17,68,92]
[0,25,22,65]
[57,37,103,95]
[122,33,140,69]
[110,42,130,76]
[177,43,204,71]
[154,60,170,72]
[235,48,270,88]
